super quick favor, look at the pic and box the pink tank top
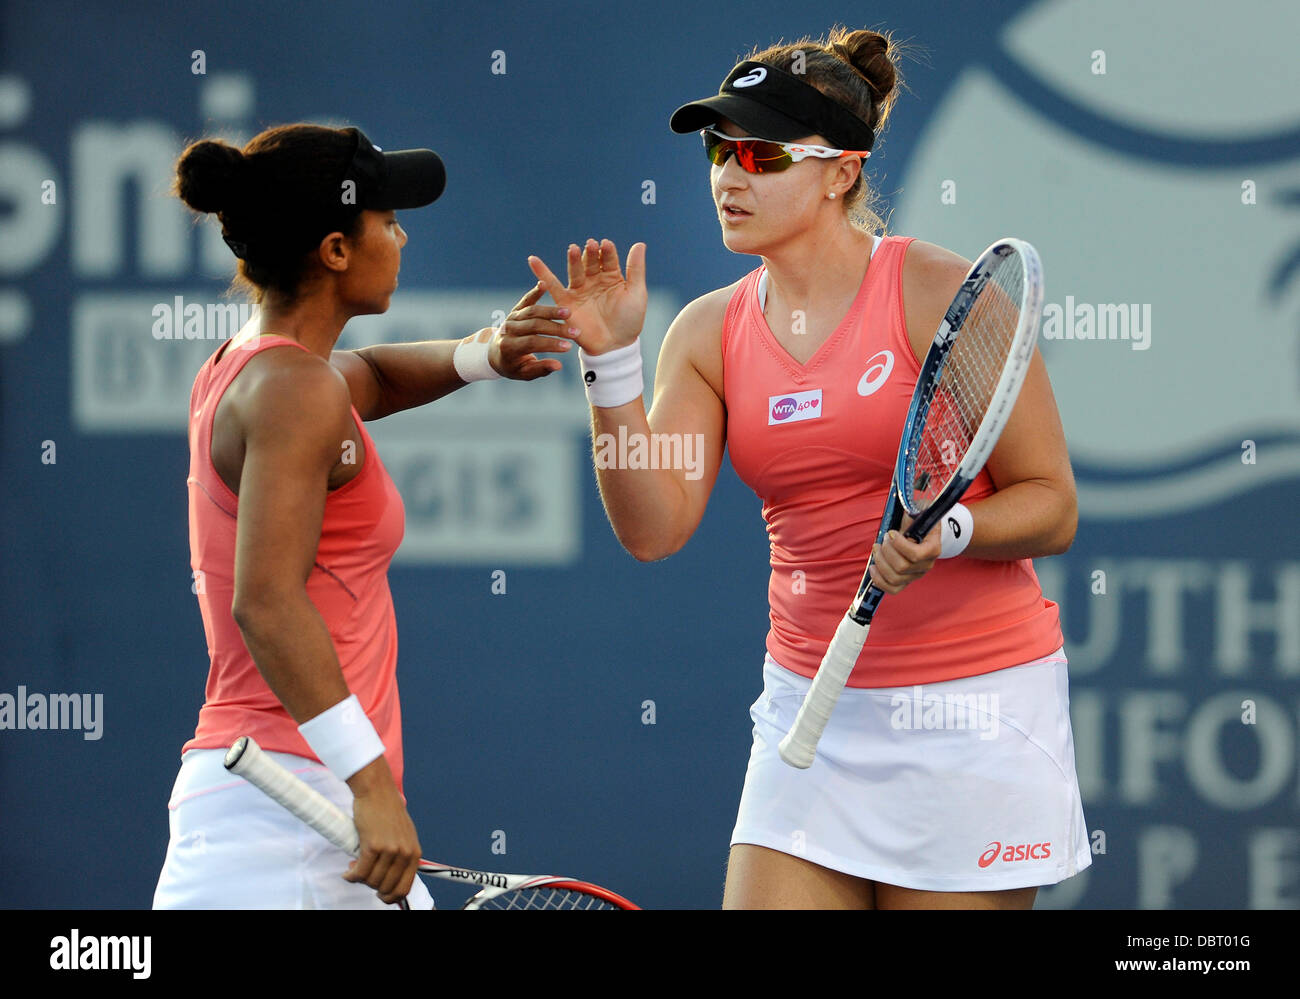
[182,335,407,789]
[723,235,1063,687]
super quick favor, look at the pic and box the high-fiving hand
[483,282,579,380]
[527,238,648,356]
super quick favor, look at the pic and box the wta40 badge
[768,388,823,425]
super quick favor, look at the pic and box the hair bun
[831,28,898,103]
[174,139,250,215]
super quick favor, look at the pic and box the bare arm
[592,294,729,560]
[872,240,1076,591]
[229,355,355,718]
[228,351,419,904]
[964,348,1077,558]
[330,284,579,420]
[529,239,728,561]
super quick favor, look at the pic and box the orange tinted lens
[736,141,792,173]
[703,132,732,165]
[704,134,793,173]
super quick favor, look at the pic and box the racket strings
[476,887,623,910]
[909,260,1025,507]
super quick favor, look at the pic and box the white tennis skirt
[153,748,434,909]
[731,649,1092,892]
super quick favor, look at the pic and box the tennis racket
[224,736,640,910]
[777,237,1044,769]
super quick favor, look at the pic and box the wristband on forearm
[578,341,643,408]
[297,693,386,781]
[453,328,503,383]
[939,502,973,558]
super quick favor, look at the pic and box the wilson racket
[777,237,1044,769]
[224,736,639,910]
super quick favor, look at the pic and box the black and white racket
[777,237,1044,769]
[224,736,640,910]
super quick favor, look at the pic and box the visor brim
[670,95,820,143]
[368,149,446,210]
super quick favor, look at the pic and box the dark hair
[746,26,905,234]
[173,124,365,303]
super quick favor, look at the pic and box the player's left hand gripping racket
[224,736,640,909]
[777,237,1045,769]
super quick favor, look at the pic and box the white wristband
[939,503,973,558]
[453,328,503,383]
[297,694,386,780]
[579,341,643,408]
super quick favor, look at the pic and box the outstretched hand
[485,281,580,380]
[527,238,647,356]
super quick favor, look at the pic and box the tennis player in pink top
[529,28,1091,909]
[154,124,578,908]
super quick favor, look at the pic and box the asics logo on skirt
[978,841,1052,867]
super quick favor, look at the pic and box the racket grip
[778,613,871,769]
[224,735,361,856]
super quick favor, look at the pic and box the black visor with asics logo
[669,60,875,152]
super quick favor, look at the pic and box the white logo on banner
[893,0,1300,519]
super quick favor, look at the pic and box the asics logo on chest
[857,350,894,396]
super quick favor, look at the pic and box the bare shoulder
[900,239,972,364]
[656,281,741,399]
[231,346,353,445]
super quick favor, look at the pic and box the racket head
[461,876,640,910]
[895,238,1044,533]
